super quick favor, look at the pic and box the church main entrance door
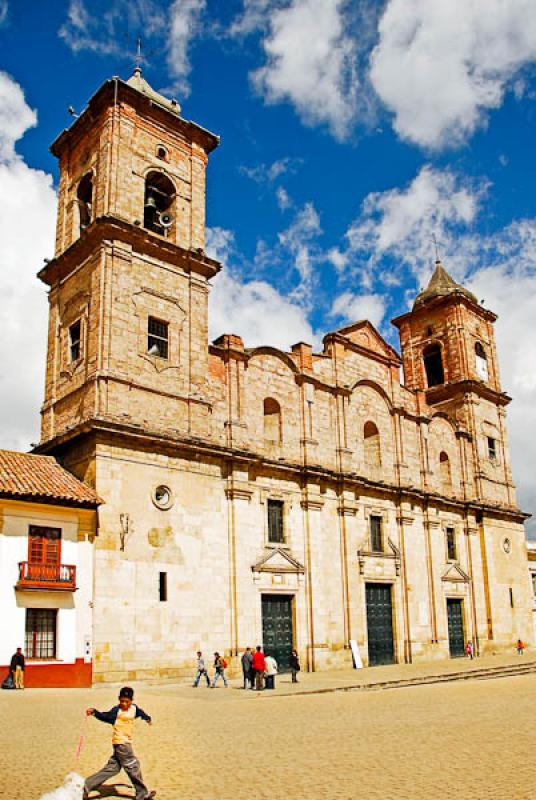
[365,583,395,666]
[447,598,465,657]
[261,594,293,672]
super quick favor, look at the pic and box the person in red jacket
[252,645,266,691]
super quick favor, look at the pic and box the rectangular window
[509,587,514,608]
[267,499,284,544]
[446,527,457,561]
[69,320,81,362]
[29,526,61,566]
[147,317,169,359]
[370,515,382,552]
[25,609,57,659]
[532,574,536,597]
[159,571,167,602]
[487,437,497,461]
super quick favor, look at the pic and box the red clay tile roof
[0,449,101,507]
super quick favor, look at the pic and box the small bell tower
[39,68,220,449]
[392,260,517,508]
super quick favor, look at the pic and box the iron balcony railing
[17,561,77,591]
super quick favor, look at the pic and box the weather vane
[134,36,143,71]
[431,232,443,262]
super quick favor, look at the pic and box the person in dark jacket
[289,649,300,683]
[84,686,155,800]
[10,648,25,690]
[241,647,254,689]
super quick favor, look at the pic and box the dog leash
[75,714,88,760]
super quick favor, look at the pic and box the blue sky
[1,0,536,530]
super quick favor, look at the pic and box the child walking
[465,641,474,660]
[517,639,526,655]
[84,686,155,800]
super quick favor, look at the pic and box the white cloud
[278,201,322,298]
[241,156,300,184]
[0,1,8,26]
[330,291,386,329]
[0,72,56,452]
[206,226,314,349]
[167,0,206,97]
[276,186,292,211]
[228,0,282,37]
[0,72,37,161]
[60,0,203,97]
[345,165,485,286]
[59,0,166,55]
[209,271,314,349]
[370,0,536,149]
[252,0,360,140]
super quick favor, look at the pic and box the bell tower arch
[39,68,220,450]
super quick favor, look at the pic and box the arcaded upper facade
[36,69,532,682]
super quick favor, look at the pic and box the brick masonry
[36,71,533,682]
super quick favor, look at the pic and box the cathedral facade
[36,69,532,682]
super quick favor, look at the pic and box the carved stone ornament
[251,547,305,576]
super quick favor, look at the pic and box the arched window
[144,171,175,235]
[439,451,451,489]
[77,172,93,231]
[475,342,488,380]
[263,398,282,444]
[423,343,444,387]
[364,421,381,467]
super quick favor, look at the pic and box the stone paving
[1,655,535,800]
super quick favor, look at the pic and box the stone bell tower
[392,260,516,508]
[39,68,220,455]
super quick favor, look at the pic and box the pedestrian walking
[84,686,155,800]
[264,652,278,689]
[252,645,265,691]
[10,647,25,690]
[193,650,210,687]
[465,641,474,660]
[241,647,254,689]
[517,639,526,655]
[211,652,228,687]
[289,649,300,683]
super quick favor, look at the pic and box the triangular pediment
[334,321,401,363]
[441,562,471,583]
[252,548,305,574]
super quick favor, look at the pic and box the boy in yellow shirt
[84,686,155,800]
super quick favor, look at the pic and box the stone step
[272,660,536,698]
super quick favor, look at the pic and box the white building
[0,450,100,687]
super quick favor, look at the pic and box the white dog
[39,772,85,800]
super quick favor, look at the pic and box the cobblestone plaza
[2,661,535,800]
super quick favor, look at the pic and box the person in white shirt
[264,652,278,689]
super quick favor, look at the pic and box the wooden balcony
[17,561,77,591]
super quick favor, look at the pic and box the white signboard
[349,639,363,669]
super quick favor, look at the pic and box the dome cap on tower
[413,260,478,309]
[126,66,181,115]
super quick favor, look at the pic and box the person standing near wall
[252,646,265,691]
[241,647,253,689]
[10,648,24,690]
[289,649,300,683]
[264,652,278,690]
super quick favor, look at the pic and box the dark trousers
[265,674,275,689]
[291,668,299,683]
[242,670,253,688]
[85,743,149,800]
